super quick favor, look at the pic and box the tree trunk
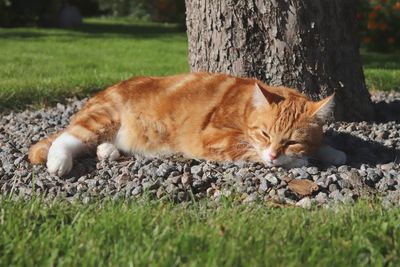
[185,0,375,121]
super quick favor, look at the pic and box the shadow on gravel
[374,100,400,123]
[66,157,97,179]
[323,129,400,168]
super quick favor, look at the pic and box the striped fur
[29,72,337,176]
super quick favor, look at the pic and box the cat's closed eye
[285,140,299,146]
[261,130,270,139]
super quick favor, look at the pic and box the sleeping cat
[29,72,346,176]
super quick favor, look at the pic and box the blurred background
[0,0,398,51]
[0,0,185,27]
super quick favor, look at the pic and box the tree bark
[185,0,375,121]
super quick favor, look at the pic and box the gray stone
[307,167,319,175]
[86,179,98,188]
[165,184,178,194]
[338,179,351,189]
[243,194,258,203]
[131,186,143,196]
[191,165,203,177]
[315,192,328,204]
[82,196,90,205]
[296,197,312,209]
[181,173,192,185]
[338,166,350,173]
[66,185,77,196]
[265,174,278,185]
[329,190,344,202]
[268,189,276,197]
[292,168,311,179]
[328,184,338,192]
[143,180,160,190]
[259,179,269,193]
[192,180,206,190]
[169,176,181,184]
[277,188,287,198]
[367,171,380,183]
[125,181,136,194]
[156,163,171,178]
[381,162,394,171]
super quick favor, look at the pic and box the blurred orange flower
[368,21,378,29]
[388,37,395,44]
[378,23,388,30]
[394,2,400,10]
[374,5,382,11]
[369,11,377,19]
[363,37,371,44]
[383,0,388,3]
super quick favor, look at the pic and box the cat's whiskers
[224,141,257,157]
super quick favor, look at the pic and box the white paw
[46,133,85,176]
[97,143,120,161]
[47,151,73,176]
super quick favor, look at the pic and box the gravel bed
[1,91,400,208]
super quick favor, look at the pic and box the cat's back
[112,72,249,107]
[102,72,308,110]
[117,72,235,94]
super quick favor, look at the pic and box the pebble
[381,162,394,171]
[181,173,192,185]
[315,192,328,204]
[307,167,319,175]
[1,92,400,207]
[296,197,312,209]
[329,184,338,192]
[329,190,344,203]
[265,174,279,185]
[132,186,143,196]
[190,165,203,177]
[259,179,269,192]
[292,168,310,179]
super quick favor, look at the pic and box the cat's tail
[28,132,61,165]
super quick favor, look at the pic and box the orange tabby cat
[29,72,346,176]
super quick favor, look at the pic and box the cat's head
[247,83,334,168]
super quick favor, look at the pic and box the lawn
[0,18,188,110]
[0,17,399,110]
[0,198,399,267]
[362,49,400,92]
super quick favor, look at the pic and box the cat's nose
[269,153,277,161]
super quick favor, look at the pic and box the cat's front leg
[97,143,120,161]
[47,133,86,176]
[313,145,347,166]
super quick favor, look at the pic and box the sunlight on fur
[28,73,346,176]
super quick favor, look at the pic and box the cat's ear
[311,93,335,121]
[252,83,283,109]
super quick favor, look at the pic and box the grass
[0,198,399,267]
[0,17,399,110]
[0,18,188,109]
[362,49,400,92]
